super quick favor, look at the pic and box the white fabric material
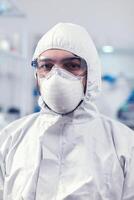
[39,67,84,114]
[0,23,134,200]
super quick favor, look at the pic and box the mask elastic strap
[41,98,84,116]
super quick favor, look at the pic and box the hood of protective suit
[33,23,102,116]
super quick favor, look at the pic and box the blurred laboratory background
[0,0,134,130]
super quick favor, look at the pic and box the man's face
[36,49,87,91]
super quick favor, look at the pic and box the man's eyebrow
[61,56,80,61]
[38,56,80,62]
[38,58,55,62]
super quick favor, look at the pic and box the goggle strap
[31,59,38,68]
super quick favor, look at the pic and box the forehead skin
[39,49,74,60]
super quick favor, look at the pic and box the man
[0,23,134,200]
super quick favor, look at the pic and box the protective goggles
[31,56,87,77]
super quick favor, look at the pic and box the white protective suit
[0,23,134,200]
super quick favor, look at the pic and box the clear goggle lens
[31,56,87,77]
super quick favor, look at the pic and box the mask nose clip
[52,65,60,74]
[48,66,65,77]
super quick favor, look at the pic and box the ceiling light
[102,46,114,53]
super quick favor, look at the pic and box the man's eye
[39,63,54,70]
[64,62,81,70]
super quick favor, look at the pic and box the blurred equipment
[0,49,32,117]
[117,90,134,130]
[95,73,131,119]
[33,86,40,113]
[0,106,8,130]
[0,106,20,130]
[0,0,25,17]
[5,106,20,123]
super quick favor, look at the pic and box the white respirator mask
[38,67,85,115]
